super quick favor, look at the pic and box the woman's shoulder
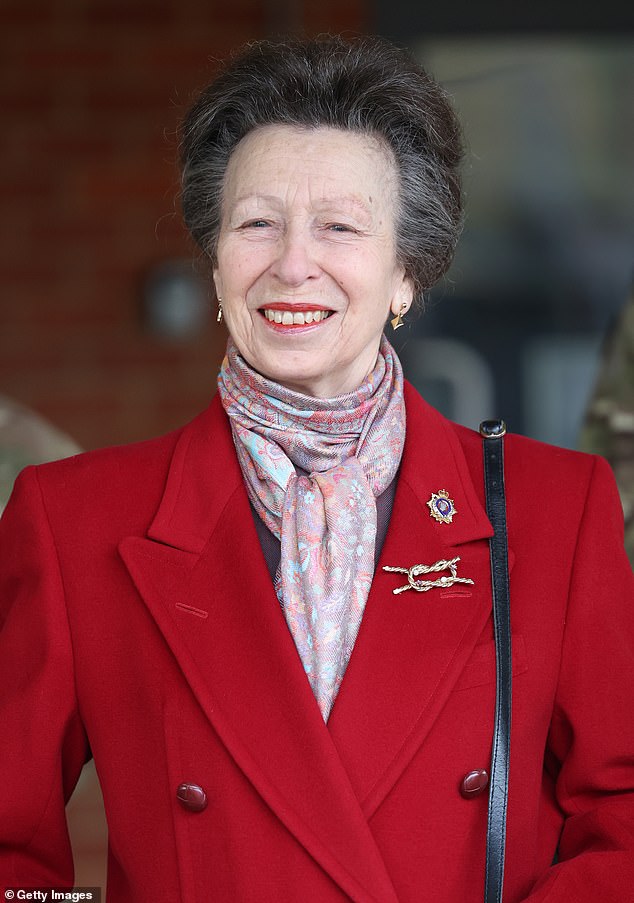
[449,417,618,523]
[32,422,184,489]
[404,384,615,522]
[455,417,597,471]
[11,397,228,526]
[404,380,602,490]
[448,419,626,571]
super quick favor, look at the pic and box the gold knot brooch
[383,557,474,595]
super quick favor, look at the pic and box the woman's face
[213,125,413,398]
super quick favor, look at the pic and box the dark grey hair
[179,35,464,301]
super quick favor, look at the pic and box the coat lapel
[328,384,511,817]
[118,397,398,903]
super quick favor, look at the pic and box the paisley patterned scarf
[217,336,406,720]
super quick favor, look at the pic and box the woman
[1,36,633,903]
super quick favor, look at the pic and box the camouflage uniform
[580,294,634,565]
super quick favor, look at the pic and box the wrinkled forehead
[221,123,400,215]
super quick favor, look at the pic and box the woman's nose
[270,229,320,286]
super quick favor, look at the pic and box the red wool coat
[1,383,633,902]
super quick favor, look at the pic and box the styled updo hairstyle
[179,35,464,302]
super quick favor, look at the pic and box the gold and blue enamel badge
[427,489,457,524]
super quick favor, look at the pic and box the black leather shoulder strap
[479,420,512,903]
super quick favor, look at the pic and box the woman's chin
[234,316,381,397]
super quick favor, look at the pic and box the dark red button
[460,769,489,798]
[176,783,208,812]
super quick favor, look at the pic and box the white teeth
[262,308,331,324]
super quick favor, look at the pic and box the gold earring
[216,299,223,324]
[391,302,407,331]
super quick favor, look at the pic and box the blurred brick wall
[0,0,368,451]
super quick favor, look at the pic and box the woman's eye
[327,223,355,233]
[243,219,270,229]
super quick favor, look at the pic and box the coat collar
[119,383,505,900]
[144,382,492,554]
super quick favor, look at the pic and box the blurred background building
[1,0,632,890]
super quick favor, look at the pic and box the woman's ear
[212,267,222,301]
[390,274,414,318]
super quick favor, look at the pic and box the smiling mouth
[261,308,333,325]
